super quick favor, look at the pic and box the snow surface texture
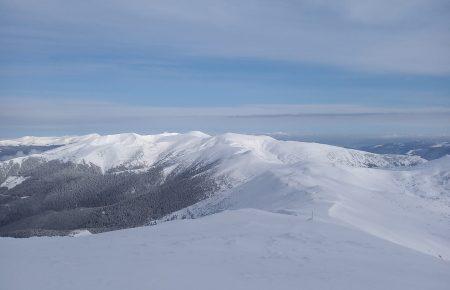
[1,209,449,290]
[0,132,449,289]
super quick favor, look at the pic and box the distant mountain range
[0,132,449,263]
[358,140,450,160]
[267,133,450,160]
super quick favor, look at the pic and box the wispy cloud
[1,0,449,75]
[2,98,450,118]
[1,1,449,138]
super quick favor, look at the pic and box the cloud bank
[1,99,449,138]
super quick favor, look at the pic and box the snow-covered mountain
[359,140,450,160]
[0,134,101,147]
[1,132,449,289]
[0,131,424,172]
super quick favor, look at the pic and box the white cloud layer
[1,98,450,138]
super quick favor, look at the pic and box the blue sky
[1,0,450,137]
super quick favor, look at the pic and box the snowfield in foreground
[1,209,449,290]
[0,132,449,289]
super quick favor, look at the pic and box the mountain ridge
[0,132,448,261]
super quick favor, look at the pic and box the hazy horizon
[1,1,449,138]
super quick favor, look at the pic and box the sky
[1,0,450,138]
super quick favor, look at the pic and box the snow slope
[1,209,449,290]
[166,154,450,260]
[0,132,449,289]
